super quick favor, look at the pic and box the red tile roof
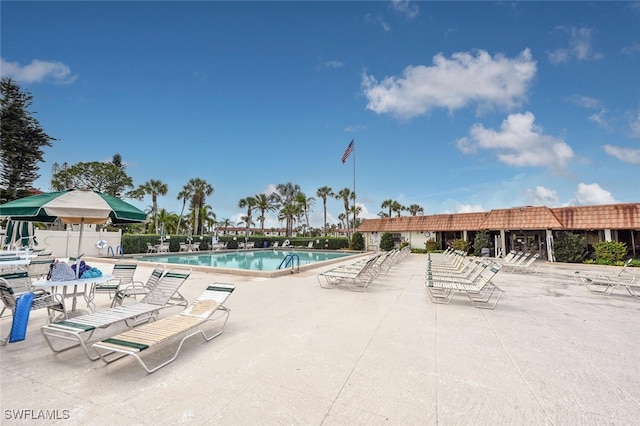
[551,203,639,229]
[357,203,640,232]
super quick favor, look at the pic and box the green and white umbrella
[0,189,147,274]
[4,219,37,249]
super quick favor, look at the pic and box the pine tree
[0,77,55,202]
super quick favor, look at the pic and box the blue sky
[2,1,639,229]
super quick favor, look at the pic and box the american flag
[341,139,354,163]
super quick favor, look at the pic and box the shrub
[553,231,586,263]
[451,238,469,253]
[593,241,627,265]
[472,231,493,256]
[425,238,437,252]
[350,232,365,251]
[380,232,395,251]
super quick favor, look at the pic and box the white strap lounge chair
[111,265,166,307]
[574,261,638,299]
[92,283,235,373]
[40,268,192,361]
[317,255,381,291]
[425,262,504,309]
[94,262,138,299]
[502,253,540,274]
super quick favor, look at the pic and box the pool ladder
[278,254,300,273]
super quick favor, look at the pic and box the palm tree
[295,192,315,237]
[316,186,333,236]
[198,204,216,234]
[176,183,194,235]
[130,179,168,234]
[274,182,301,237]
[156,208,179,234]
[217,217,232,235]
[381,199,394,218]
[238,196,257,241]
[349,205,362,230]
[188,178,214,235]
[407,204,424,216]
[335,188,353,239]
[337,212,346,230]
[278,202,301,236]
[254,193,277,234]
[391,201,405,217]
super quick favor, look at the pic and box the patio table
[32,274,115,313]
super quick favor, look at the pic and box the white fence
[31,229,123,258]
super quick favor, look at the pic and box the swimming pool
[134,249,359,277]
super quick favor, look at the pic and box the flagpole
[352,140,356,239]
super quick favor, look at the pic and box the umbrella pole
[75,219,85,279]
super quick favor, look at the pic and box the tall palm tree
[133,179,168,235]
[176,183,194,235]
[349,205,362,230]
[335,188,353,239]
[254,193,277,234]
[316,186,333,236]
[188,178,214,236]
[278,202,301,236]
[295,192,315,237]
[198,204,216,234]
[381,199,394,218]
[238,196,257,241]
[274,182,301,236]
[407,204,424,216]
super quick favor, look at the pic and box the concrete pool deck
[1,253,639,425]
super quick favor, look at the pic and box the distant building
[357,203,640,260]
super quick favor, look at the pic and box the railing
[278,254,300,273]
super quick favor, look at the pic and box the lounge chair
[574,260,638,299]
[271,241,279,249]
[94,261,138,298]
[92,283,235,373]
[502,253,540,274]
[1,269,66,345]
[27,257,55,281]
[40,268,192,361]
[425,262,504,309]
[110,265,165,307]
[146,243,157,253]
[179,243,188,252]
[317,255,381,291]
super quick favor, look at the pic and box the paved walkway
[1,254,639,425]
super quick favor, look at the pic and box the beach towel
[9,292,34,343]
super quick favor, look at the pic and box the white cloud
[1,58,77,84]
[572,183,618,205]
[621,41,640,57]
[391,0,419,20]
[567,94,600,109]
[628,107,640,138]
[603,145,640,164]
[525,186,559,206]
[548,26,603,64]
[442,201,485,214]
[325,60,344,69]
[361,49,536,119]
[365,13,391,32]
[589,109,611,129]
[456,112,574,169]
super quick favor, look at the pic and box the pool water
[136,250,352,271]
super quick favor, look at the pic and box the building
[357,203,640,260]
